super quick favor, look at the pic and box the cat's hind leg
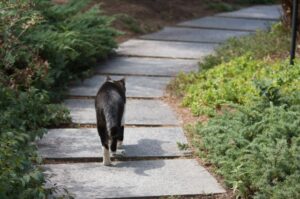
[102,146,111,166]
[118,106,125,149]
[110,127,126,157]
[110,127,118,155]
[117,126,124,149]
[97,126,111,166]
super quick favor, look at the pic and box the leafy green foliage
[180,56,300,116]
[192,95,300,198]
[177,142,189,151]
[182,56,261,116]
[186,69,300,198]
[1,0,119,94]
[169,23,294,116]
[168,24,289,98]
[26,0,118,89]
[0,86,70,199]
[169,17,299,198]
[186,56,300,198]
[0,0,118,197]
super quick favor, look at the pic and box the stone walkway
[38,5,282,199]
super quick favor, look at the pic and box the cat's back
[95,82,125,109]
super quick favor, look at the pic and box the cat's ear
[106,76,112,81]
[120,77,126,86]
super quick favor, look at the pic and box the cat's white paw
[112,149,126,157]
[103,160,112,166]
[119,149,126,155]
[103,146,111,166]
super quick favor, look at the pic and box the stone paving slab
[44,159,226,198]
[69,75,171,98]
[117,39,217,59]
[38,127,188,159]
[141,27,250,43]
[64,99,179,125]
[95,57,199,76]
[179,16,275,31]
[217,5,282,20]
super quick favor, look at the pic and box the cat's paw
[112,149,126,157]
[118,149,126,156]
[103,160,112,166]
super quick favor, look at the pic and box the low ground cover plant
[169,22,300,198]
[169,24,292,116]
[0,0,118,198]
[192,94,300,198]
[179,56,299,116]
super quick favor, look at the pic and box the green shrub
[1,0,119,95]
[192,95,300,198]
[169,23,294,116]
[188,57,300,198]
[168,24,289,97]
[168,14,300,198]
[0,86,70,199]
[27,0,118,88]
[185,57,300,116]
[182,56,262,116]
[0,0,118,197]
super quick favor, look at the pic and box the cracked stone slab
[217,5,282,20]
[117,39,217,59]
[179,16,275,31]
[44,159,226,198]
[38,127,188,159]
[141,27,250,43]
[69,75,171,98]
[64,99,179,125]
[95,57,199,77]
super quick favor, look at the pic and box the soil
[94,0,220,42]
[163,93,234,199]
[53,0,245,43]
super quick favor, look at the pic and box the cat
[95,76,126,166]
